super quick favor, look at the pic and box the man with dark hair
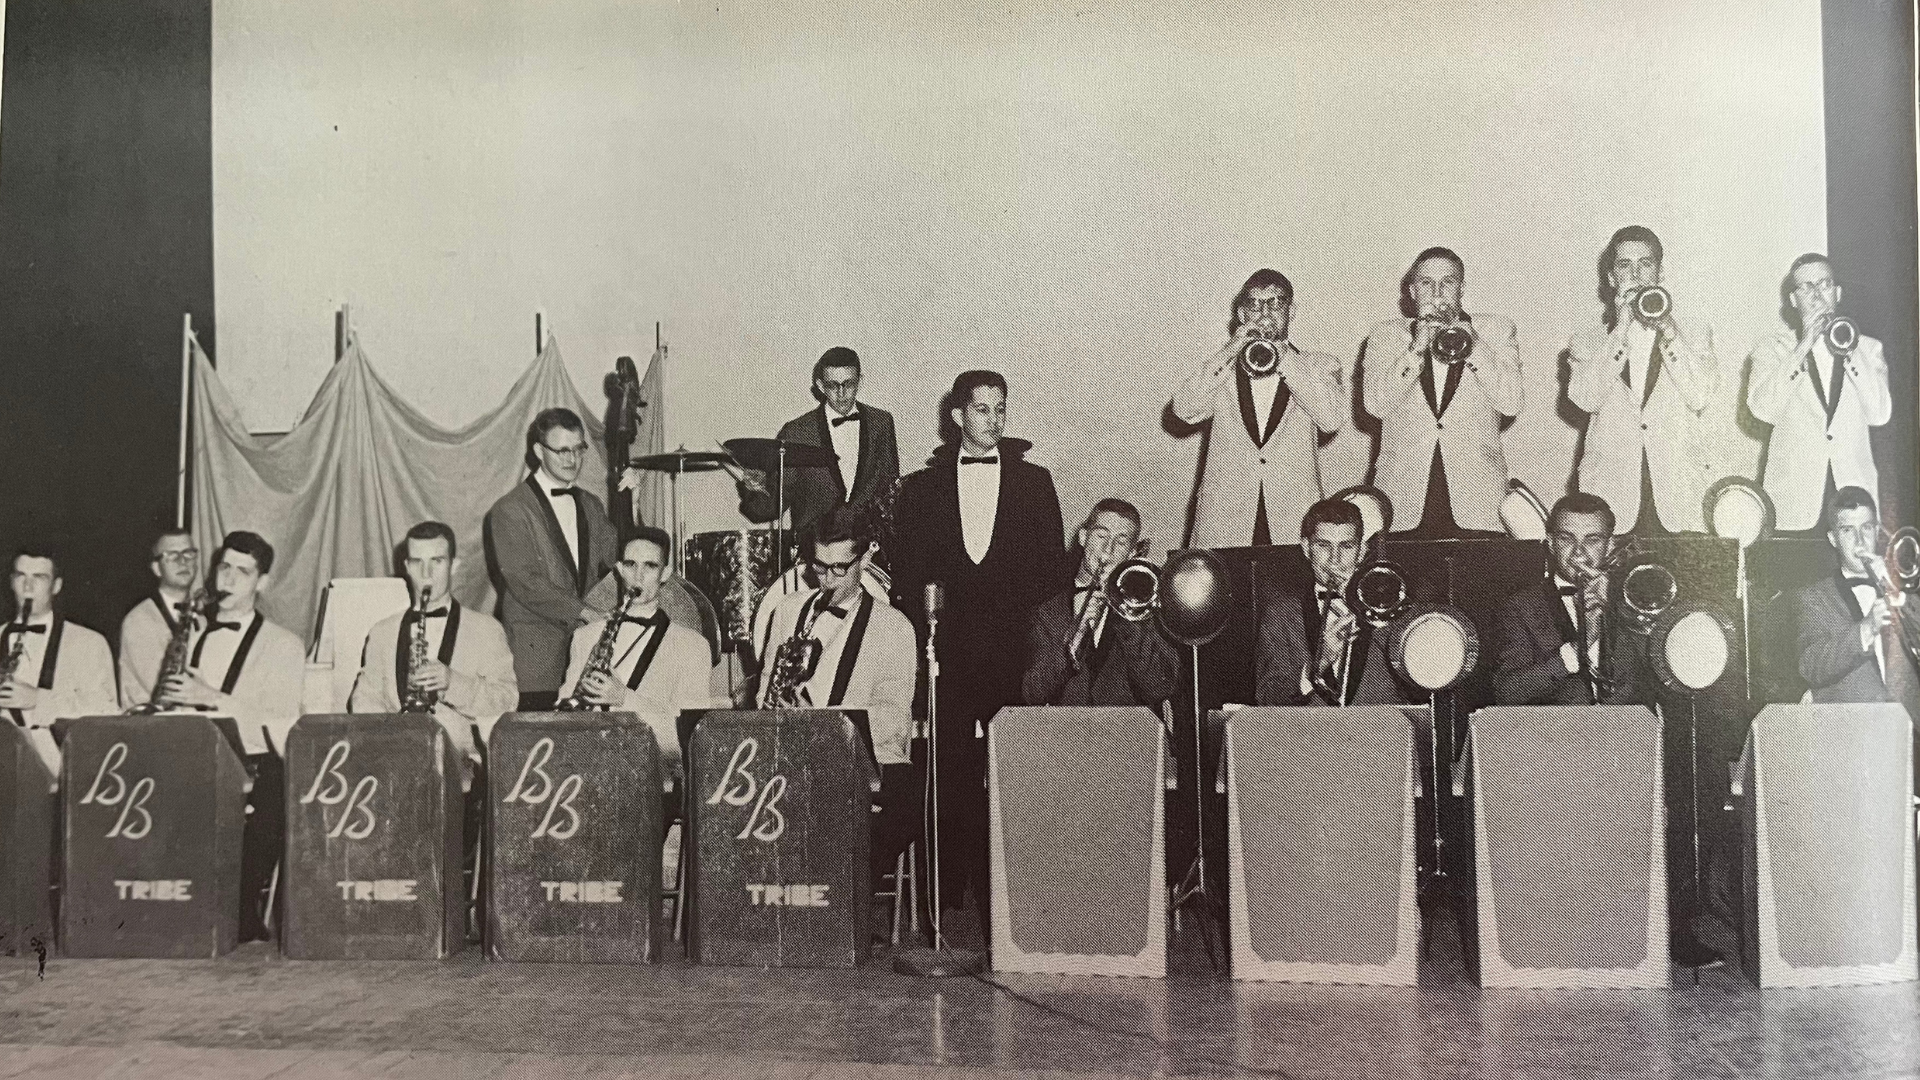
[1254,500,1408,706]
[1748,254,1892,532]
[157,529,305,940]
[1491,493,1654,707]
[893,369,1065,932]
[350,520,518,759]
[738,346,901,540]
[756,506,920,887]
[1173,269,1347,547]
[1023,498,1180,707]
[1797,486,1916,704]
[1362,247,1522,535]
[118,528,202,710]
[1569,226,1719,534]
[0,547,117,773]
[557,527,713,772]
[486,406,619,709]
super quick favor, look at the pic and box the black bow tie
[2,622,46,636]
[205,620,244,634]
[960,455,998,465]
[830,412,861,426]
[617,611,663,627]
[1844,577,1874,588]
[550,486,578,498]
[824,605,849,619]
[1557,585,1580,597]
[409,607,451,620]
[1317,588,1341,604]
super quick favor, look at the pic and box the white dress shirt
[957,452,1001,565]
[1622,321,1655,402]
[1851,580,1885,684]
[190,610,268,754]
[1553,575,1602,673]
[607,612,666,682]
[827,406,861,494]
[535,467,581,572]
[2,613,54,685]
[1249,370,1282,432]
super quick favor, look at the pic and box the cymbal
[630,448,731,474]
[724,437,838,470]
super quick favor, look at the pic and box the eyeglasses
[811,559,859,579]
[157,550,201,563]
[1241,296,1288,314]
[541,443,589,459]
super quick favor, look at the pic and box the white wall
[212,0,1826,547]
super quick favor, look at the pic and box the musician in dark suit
[1023,498,1180,708]
[738,347,901,540]
[1797,486,1917,706]
[1492,493,1652,707]
[1254,499,1409,706]
[893,370,1066,932]
[484,407,619,710]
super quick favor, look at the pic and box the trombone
[1866,526,1920,669]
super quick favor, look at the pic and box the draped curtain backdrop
[189,333,664,645]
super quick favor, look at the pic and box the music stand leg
[1168,643,1221,970]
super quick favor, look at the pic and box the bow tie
[1844,577,1875,588]
[617,611,663,627]
[409,607,451,620]
[549,486,578,498]
[2,622,46,636]
[960,455,998,465]
[1316,589,1341,604]
[1557,585,1580,597]
[823,604,849,619]
[830,412,861,426]
[204,620,244,634]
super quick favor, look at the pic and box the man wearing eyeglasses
[485,407,619,710]
[737,347,900,542]
[1171,269,1346,548]
[1022,498,1180,708]
[1747,254,1892,533]
[756,508,919,886]
[117,528,203,710]
[557,527,714,771]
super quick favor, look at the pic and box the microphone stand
[1168,642,1221,969]
[896,583,983,977]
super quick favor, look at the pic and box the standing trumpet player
[1568,226,1719,534]
[1022,499,1180,708]
[1747,254,1891,533]
[1362,247,1522,536]
[1172,269,1347,548]
[1254,500,1408,706]
[349,521,518,761]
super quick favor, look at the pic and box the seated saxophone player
[756,507,919,889]
[117,528,202,710]
[0,546,118,777]
[349,521,519,765]
[1022,498,1180,708]
[1490,493,1652,707]
[1253,500,1409,706]
[557,527,716,774]
[155,530,304,942]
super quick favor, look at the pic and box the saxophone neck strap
[623,611,672,691]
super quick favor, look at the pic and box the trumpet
[1416,309,1474,366]
[1239,327,1285,377]
[1866,526,1920,669]
[1823,314,1859,356]
[1630,285,1671,324]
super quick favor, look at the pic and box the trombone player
[1362,247,1522,536]
[1254,499,1408,706]
[1747,254,1891,533]
[1022,499,1180,707]
[1795,486,1916,705]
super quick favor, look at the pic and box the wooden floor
[1,914,1917,1080]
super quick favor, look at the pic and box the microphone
[924,582,945,621]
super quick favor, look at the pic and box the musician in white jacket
[1747,253,1892,532]
[0,547,118,777]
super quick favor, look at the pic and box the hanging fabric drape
[190,333,663,646]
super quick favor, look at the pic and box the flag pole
[175,313,194,529]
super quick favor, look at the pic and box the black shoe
[1671,932,1722,969]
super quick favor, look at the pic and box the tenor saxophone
[557,583,627,712]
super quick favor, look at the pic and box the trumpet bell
[1106,558,1161,622]
[1825,315,1859,355]
[1431,324,1474,365]
[1347,560,1412,627]
[1239,335,1282,377]
[1632,285,1671,323]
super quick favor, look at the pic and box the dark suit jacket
[1254,585,1409,706]
[1796,573,1916,704]
[1021,589,1181,708]
[892,441,1066,729]
[741,402,900,535]
[484,475,619,693]
[1492,580,1651,707]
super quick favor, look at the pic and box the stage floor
[1,914,1915,1080]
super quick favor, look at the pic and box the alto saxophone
[130,583,205,714]
[764,595,829,708]
[2,599,33,691]
[557,583,627,712]
[401,585,440,714]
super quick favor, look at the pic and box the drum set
[627,438,840,652]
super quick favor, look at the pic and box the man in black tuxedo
[1254,498,1409,706]
[1492,492,1653,707]
[739,346,901,542]
[1022,498,1180,708]
[1797,485,1917,707]
[893,369,1066,933]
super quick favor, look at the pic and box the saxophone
[557,582,626,712]
[2,599,32,690]
[129,583,204,714]
[400,585,439,714]
[763,594,829,708]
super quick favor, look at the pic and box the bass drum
[682,528,798,650]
